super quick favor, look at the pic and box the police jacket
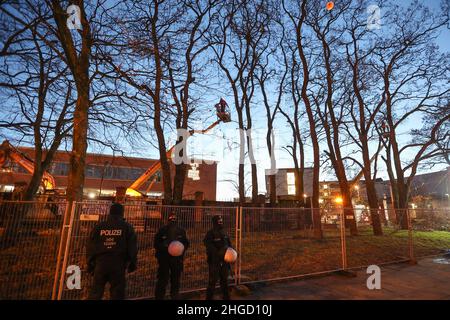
[87,215,138,268]
[203,228,232,264]
[154,223,190,259]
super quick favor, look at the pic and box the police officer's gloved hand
[128,262,137,273]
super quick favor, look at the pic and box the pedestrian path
[189,256,450,300]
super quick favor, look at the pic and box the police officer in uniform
[203,215,232,300]
[154,212,190,300]
[87,203,137,300]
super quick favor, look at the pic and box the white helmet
[224,247,238,263]
[168,241,185,257]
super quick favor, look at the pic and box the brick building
[0,147,217,201]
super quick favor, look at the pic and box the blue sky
[1,0,448,200]
[91,0,449,200]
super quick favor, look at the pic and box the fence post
[340,208,347,270]
[234,206,239,286]
[52,202,72,300]
[236,206,243,286]
[56,201,77,300]
[407,209,416,264]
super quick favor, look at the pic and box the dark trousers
[155,257,183,300]
[206,262,230,300]
[88,260,126,300]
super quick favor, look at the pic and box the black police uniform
[154,221,190,300]
[86,204,137,300]
[203,217,232,300]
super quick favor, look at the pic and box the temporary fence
[0,201,67,299]
[0,200,449,300]
[56,203,237,300]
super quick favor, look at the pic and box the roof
[409,168,450,197]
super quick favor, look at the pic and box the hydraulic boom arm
[126,120,222,196]
[0,140,56,190]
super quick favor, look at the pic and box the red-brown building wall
[0,147,217,201]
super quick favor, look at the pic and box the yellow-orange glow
[126,188,143,197]
[326,1,334,11]
[335,196,343,204]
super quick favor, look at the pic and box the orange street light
[335,196,343,204]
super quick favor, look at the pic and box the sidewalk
[190,256,450,300]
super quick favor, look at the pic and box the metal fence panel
[59,203,237,300]
[0,201,66,299]
[345,208,410,269]
[1,200,449,300]
[239,207,344,284]
[411,208,450,259]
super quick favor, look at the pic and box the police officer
[154,212,190,300]
[87,203,137,300]
[203,215,232,300]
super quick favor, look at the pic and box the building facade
[265,168,314,201]
[265,166,449,210]
[0,147,217,201]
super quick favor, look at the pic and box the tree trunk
[294,0,322,238]
[24,169,44,200]
[338,175,358,236]
[266,125,277,205]
[237,109,246,203]
[67,88,89,201]
[361,143,383,235]
[364,174,383,235]
[269,174,276,205]
[51,0,92,202]
[172,163,187,204]
[250,163,258,203]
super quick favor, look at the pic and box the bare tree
[49,0,93,201]
[210,0,272,204]
[372,0,450,228]
[255,9,287,205]
[104,0,219,203]
[0,1,74,199]
[279,40,309,206]
[282,0,323,238]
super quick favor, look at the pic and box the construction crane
[126,98,231,197]
[0,140,56,191]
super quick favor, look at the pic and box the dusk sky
[1,0,448,200]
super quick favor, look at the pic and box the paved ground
[190,256,450,300]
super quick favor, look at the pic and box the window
[50,162,69,176]
[287,172,296,195]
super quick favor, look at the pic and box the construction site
[1,0,449,304]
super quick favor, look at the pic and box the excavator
[0,140,56,196]
[125,98,231,197]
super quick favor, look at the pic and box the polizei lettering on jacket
[100,229,122,236]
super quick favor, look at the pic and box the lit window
[287,172,296,195]
[287,172,295,184]
[288,185,296,195]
